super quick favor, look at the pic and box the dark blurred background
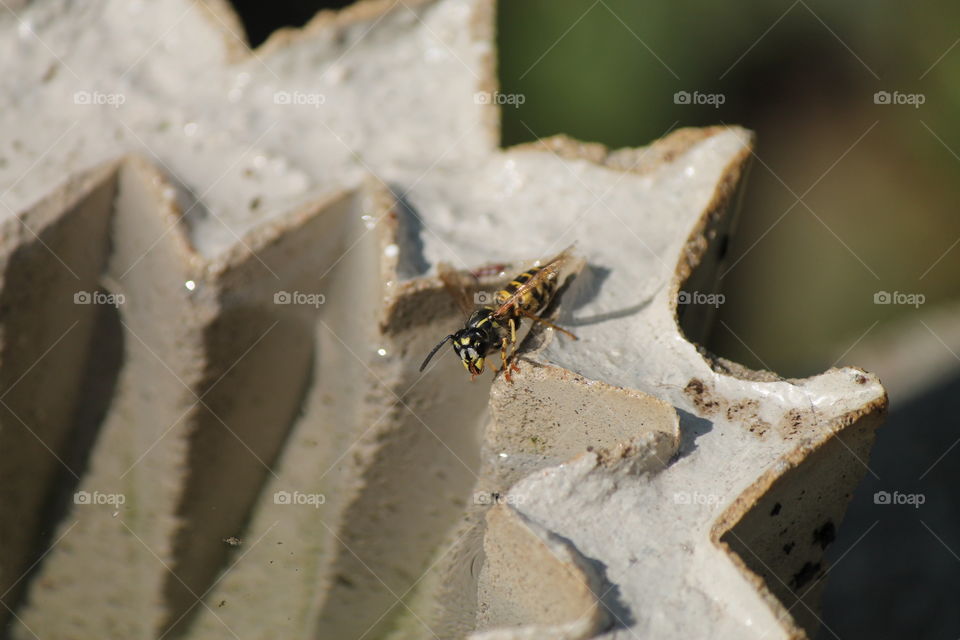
[231,1,960,638]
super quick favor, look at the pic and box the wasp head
[452,328,489,375]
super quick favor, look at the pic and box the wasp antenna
[420,334,455,372]
[552,243,576,263]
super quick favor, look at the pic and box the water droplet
[498,452,509,459]
[384,244,399,258]
[377,348,387,357]
[184,280,196,291]
[286,171,308,194]
[498,158,524,195]
[424,45,446,62]
[684,165,696,177]
[325,64,348,85]
[269,156,289,174]
[226,72,252,103]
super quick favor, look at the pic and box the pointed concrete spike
[0,159,119,614]
[13,156,205,638]
[472,504,610,640]
[11,158,362,639]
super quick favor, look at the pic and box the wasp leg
[520,309,577,339]
[508,320,521,375]
[497,336,521,383]
[499,337,512,383]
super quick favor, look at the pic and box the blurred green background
[231,1,960,638]
[494,0,960,378]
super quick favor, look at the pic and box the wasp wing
[437,262,477,317]
[492,245,575,318]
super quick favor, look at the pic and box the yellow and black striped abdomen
[495,266,556,316]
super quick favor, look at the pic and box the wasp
[419,246,578,382]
